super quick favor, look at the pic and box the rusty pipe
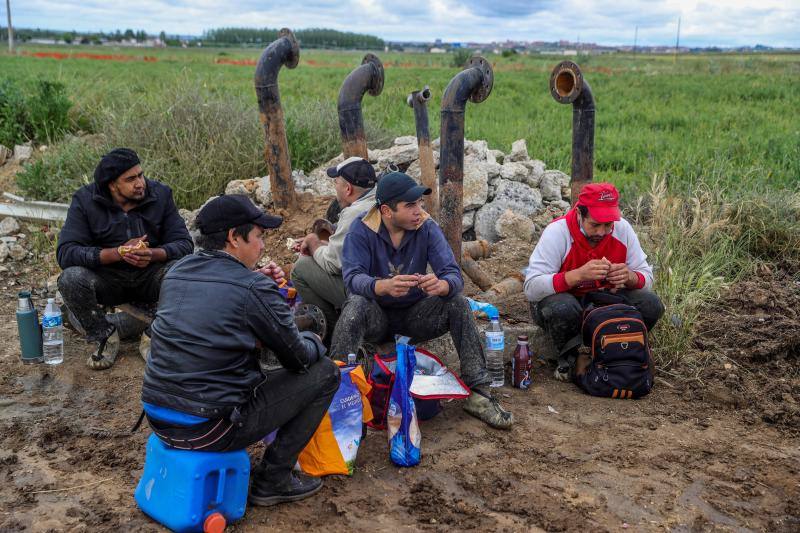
[338,54,384,159]
[407,86,437,220]
[440,56,494,264]
[461,239,494,291]
[478,272,525,304]
[550,61,595,203]
[255,28,300,210]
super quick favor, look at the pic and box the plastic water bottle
[485,313,505,387]
[42,298,64,365]
[347,353,357,367]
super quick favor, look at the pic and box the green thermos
[16,291,43,364]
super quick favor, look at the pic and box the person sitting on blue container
[57,148,193,370]
[141,195,340,507]
[330,171,513,430]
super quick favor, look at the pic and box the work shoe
[248,471,323,507]
[87,328,120,370]
[463,388,514,430]
[138,333,151,363]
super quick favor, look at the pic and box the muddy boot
[138,332,151,363]
[87,328,120,370]
[463,388,514,430]
[248,471,323,507]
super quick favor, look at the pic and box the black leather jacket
[57,179,193,270]
[141,250,326,418]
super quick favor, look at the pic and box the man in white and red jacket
[524,183,664,380]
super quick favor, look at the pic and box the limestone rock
[369,143,419,167]
[8,243,27,261]
[474,179,542,243]
[486,161,503,182]
[496,209,536,242]
[179,209,196,230]
[466,139,488,161]
[13,144,33,162]
[224,178,259,198]
[547,199,571,213]
[254,177,272,206]
[499,162,529,182]
[506,139,529,162]
[0,217,20,237]
[487,149,504,165]
[462,210,476,232]
[462,155,489,210]
[293,169,335,196]
[539,172,562,201]
[0,144,11,166]
[393,135,416,146]
[521,159,546,187]
[0,242,8,262]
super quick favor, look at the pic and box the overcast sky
[6,0,799,47]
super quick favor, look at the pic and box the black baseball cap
[196,195,283,235]
[375,171,431,206]
[326,157,377,188]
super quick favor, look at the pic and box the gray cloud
[6,0,799,47]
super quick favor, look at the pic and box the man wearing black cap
[331,172,514,430]
[57,148,193,370]
[290,157,378,334]
[142,194,339,507]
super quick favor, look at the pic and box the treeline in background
[202,27,384,49]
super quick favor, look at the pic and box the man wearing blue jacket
[331,172,513,429]
[57,148,193,370]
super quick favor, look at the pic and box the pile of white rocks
[0,142,35,167]
[186,136,572,245]
[0,216,34,263]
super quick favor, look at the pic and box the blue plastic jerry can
[135,434,250,533]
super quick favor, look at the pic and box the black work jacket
[56,179,193,270]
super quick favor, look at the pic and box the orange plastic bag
[298,363,373,476]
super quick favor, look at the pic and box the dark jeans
[290,255,347,340]
[330,294,490,388]
[150,358,340,482]
[530,289,665,358]
[58,263,171,342]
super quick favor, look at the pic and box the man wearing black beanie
[57,148,193,370]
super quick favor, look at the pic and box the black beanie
[94,148,141,186]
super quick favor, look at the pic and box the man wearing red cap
[524,182,664,380]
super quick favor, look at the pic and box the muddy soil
[1,203,798,531]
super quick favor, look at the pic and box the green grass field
[2,45,798,203]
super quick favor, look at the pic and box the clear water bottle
[347,353,357,367]
[42,298,64,365]
[485,313,505,387]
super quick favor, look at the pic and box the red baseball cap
[577,183,621,223]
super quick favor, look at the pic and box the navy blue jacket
[142,250,326,417]
[56,178,193,270]
[342,207,463,309]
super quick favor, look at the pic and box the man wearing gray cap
[291,157,378,338]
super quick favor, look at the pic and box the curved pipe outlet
[550,61,595,203]
[439,56,493,263]
[338,54,384,159]
[461,240,494,291]
[478,272,525,304]
[407,85,437,220]
[255,28,300,209]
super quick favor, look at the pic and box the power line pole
[674,16,681,63]
[633,25,638,56]
[5,0,13,53]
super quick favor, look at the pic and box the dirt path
[1,268,798,532]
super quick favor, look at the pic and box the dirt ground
[1,211,799,531]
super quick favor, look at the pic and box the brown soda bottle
[512,335,532,389]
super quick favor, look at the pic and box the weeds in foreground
[632,176,800,373]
